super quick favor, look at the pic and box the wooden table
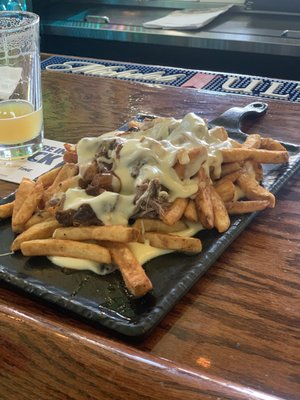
[1,69,299,400]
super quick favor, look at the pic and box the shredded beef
[73,204,102,226]
[82,160,98,183]
[85,185,106,196]
[56,209,77,227]
[56,204,102,227]
[85,172,120,196]
[96,138,123,160]
[132,178,169,219]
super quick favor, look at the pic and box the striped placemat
[42,55,300,103]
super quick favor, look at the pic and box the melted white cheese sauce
[48,256,117,275]
[65,113,232,224]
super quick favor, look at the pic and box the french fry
[36,166,62,189]
[56,175,80,193]
[214,179,235,202]
[133,218,187,233]
[237,172,275,207]
[183,200,198,222]
[20,239,111,264]
[0,201,14,219]
[141,232,202,254]
[220,162,241,177]
[221,148,289,164]
[209,126,228,141]
[63,143,78,163]
[24,211,54,230]
[43,163,79,203]
[225,200,270,214]
[210,187,231,233]
[195,186,214,228]
[195,168,214,229]
[174,146,207,179]
[219,170,241,183]
[53,225,139,243]
[242,160,264,182]
[229,139,243,148]
[12,178,36,233]
[252,162,264,182]
[11,219,61,251]
[13,182,44,227]
[161,198,188,226]
[260,137,286,151]
[104,241,152,297]
[243,134,261,149]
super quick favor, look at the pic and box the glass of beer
[0,11,43,160]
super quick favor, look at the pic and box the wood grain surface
[1,69,299,400]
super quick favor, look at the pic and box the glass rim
[0,11,39,33]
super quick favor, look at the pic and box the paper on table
[143,5,233,30]
[0,139,65,184]
[0,66,22,100]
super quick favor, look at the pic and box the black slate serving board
[1,103,299,338]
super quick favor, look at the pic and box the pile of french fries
[0,118,289,297]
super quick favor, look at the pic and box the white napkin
[143,5,233,30]
[0,66,22,100]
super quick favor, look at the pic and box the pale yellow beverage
[0,100,43,145]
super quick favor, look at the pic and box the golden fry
[141,232,202,254]
[225,200,270,214]
[13,182,44,227]
[221,148,289,164]
[242,160,263,182]
[36,166,62,189]
[219,170,241,183]
[12,178,35,230]
[161,198,188,226]
[210,186,231,233]
[209,126,228,141]
[243,134,261,149]
[252,162,264,182]
[53,225,139,243]
[24,211,54,229]
[21,239,111,264]
[237,172,275,208]
[104,241,152,297]
[195,168,214,229]
[11,219,61,251]
[233,185,244,201]
[43,163,78,203]
[63,143,78,163]
[56,175,80,193]
[0,201,14,219]
[174,146,207,179]
[214,179,235,202]
[133,218,187,233]
[229,139,243,148]
[260,137,286,151]
[12,178,36,232]
[220,162,241,177]
[183,200,198,223]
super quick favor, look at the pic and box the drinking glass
[0,1,27,11]
[0,11,43,160]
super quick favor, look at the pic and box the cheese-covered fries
[0,112,289,297]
